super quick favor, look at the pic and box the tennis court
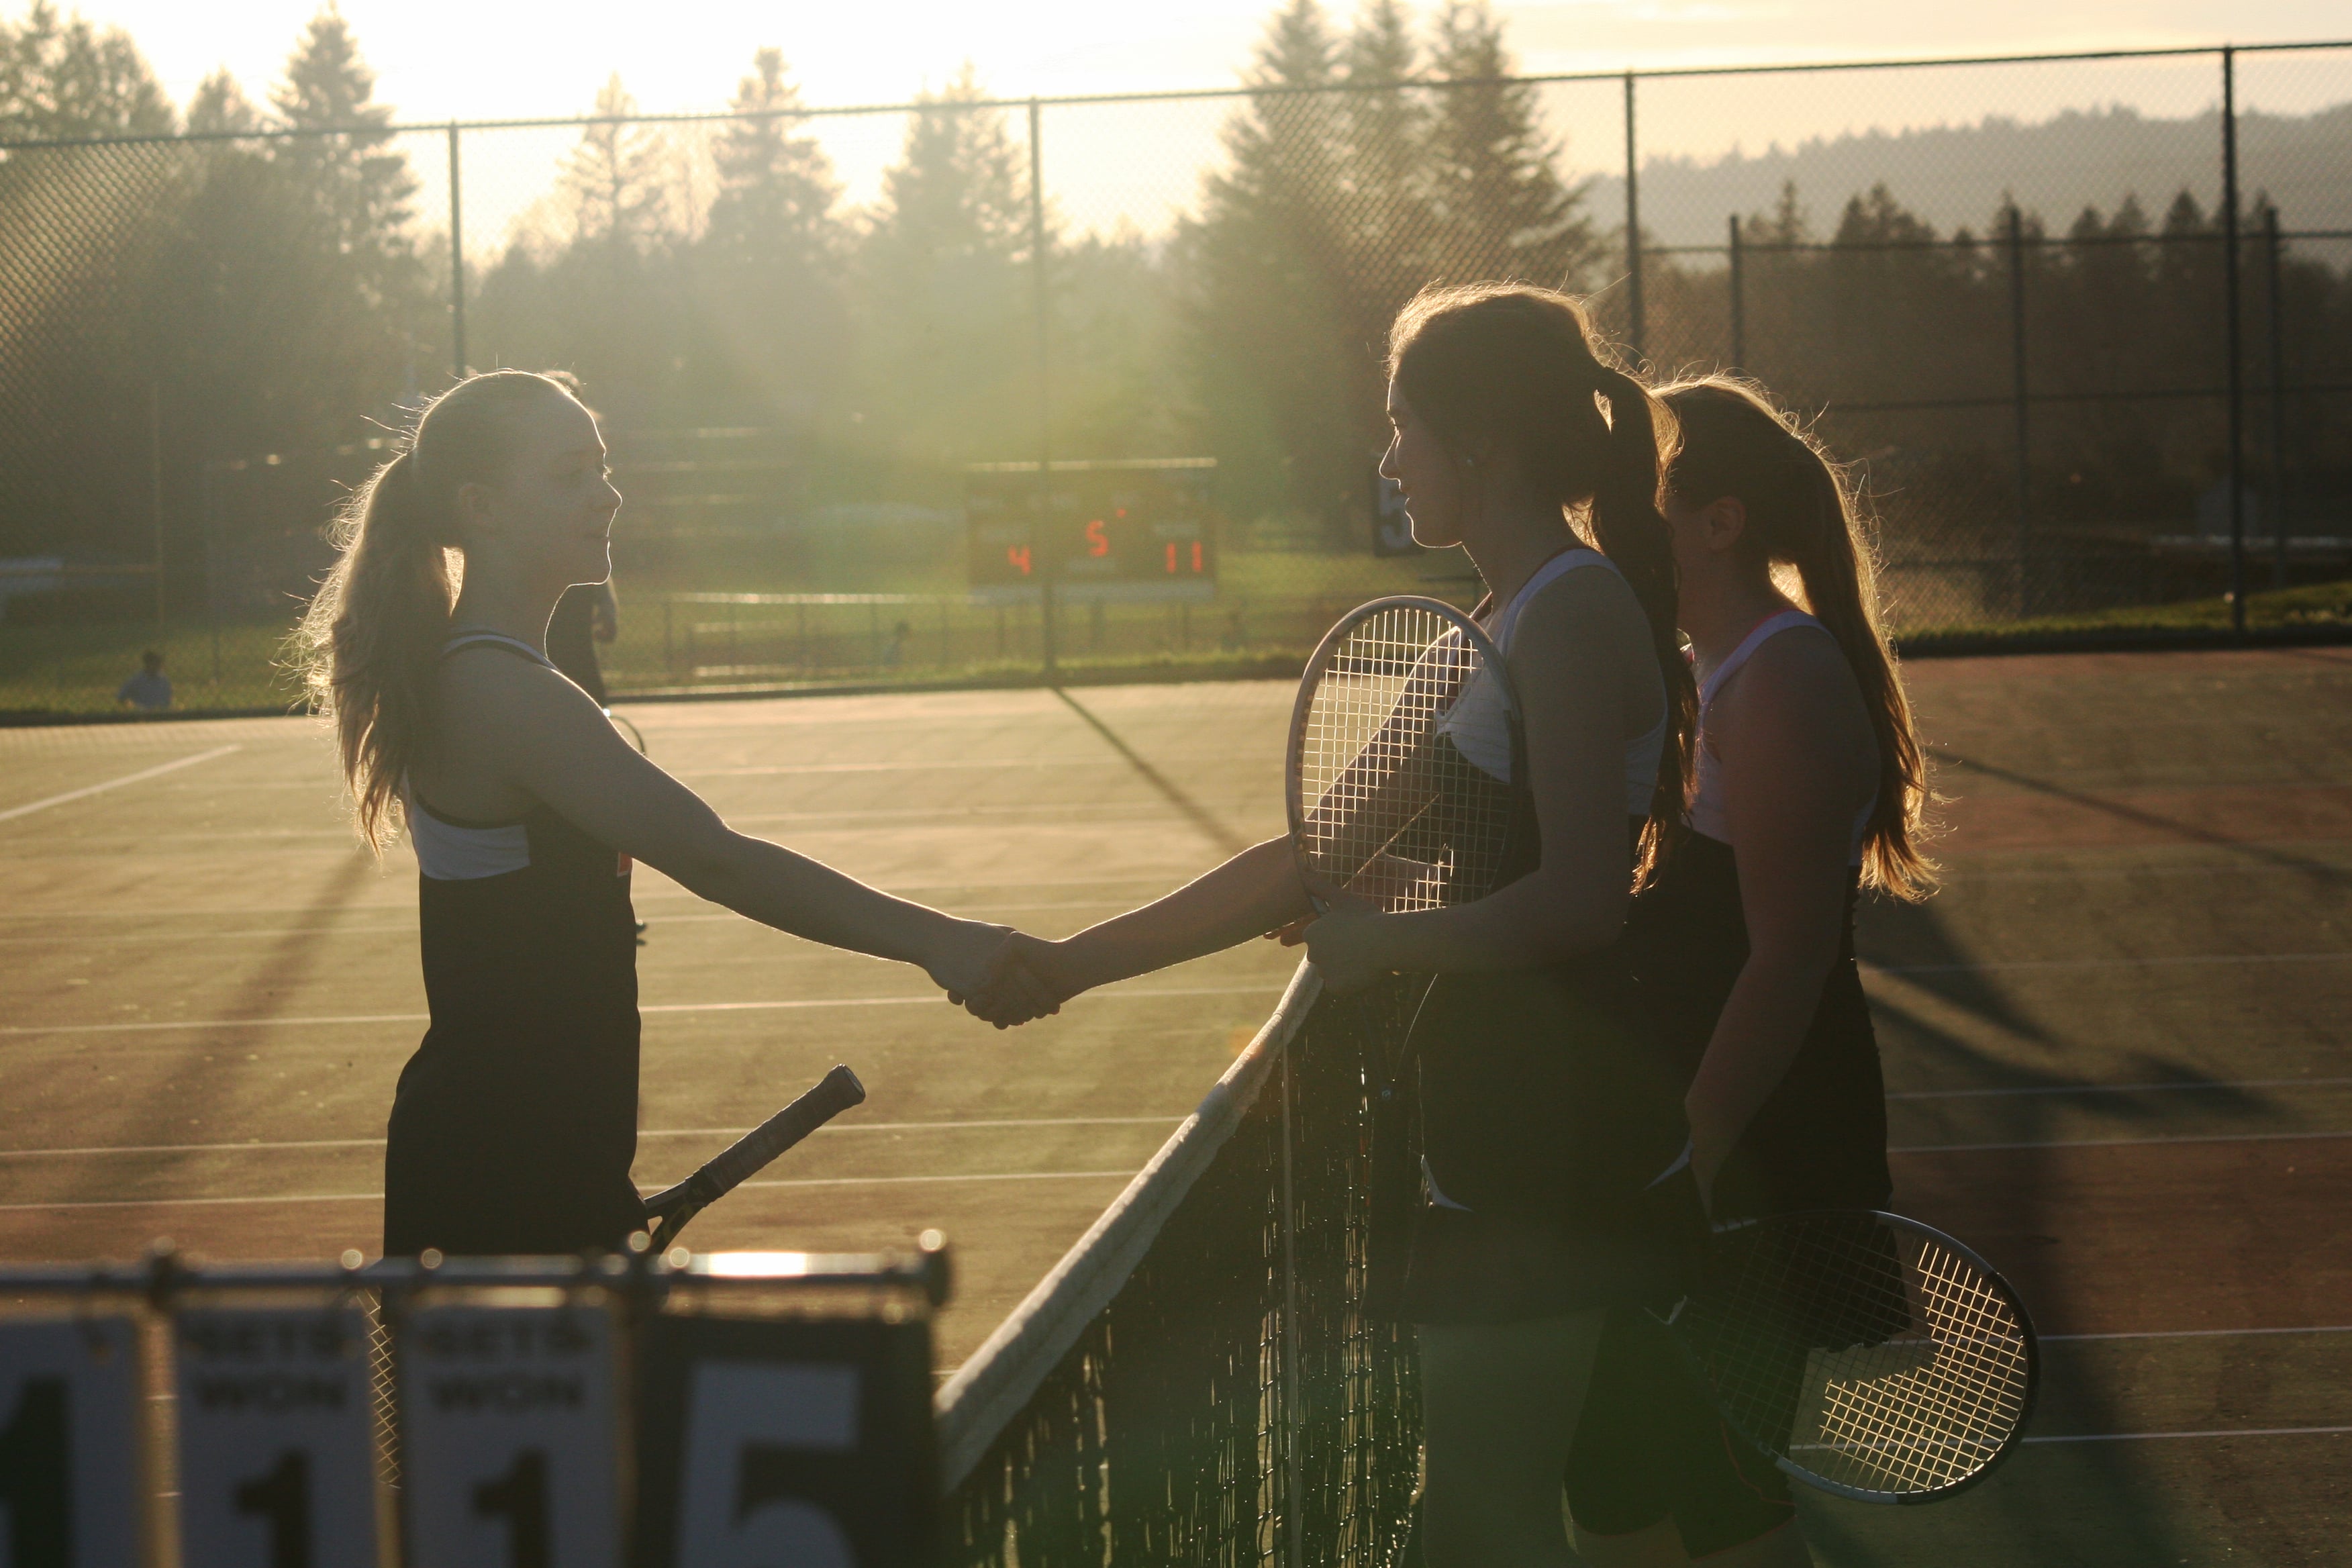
[2,645,2347,1563]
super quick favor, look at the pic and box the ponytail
[1657,376,1938,899]
[1387,283,1696,882]
[286,370,581,852]
[1588,364,1697,879]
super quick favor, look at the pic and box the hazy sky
[54,0,2352,125]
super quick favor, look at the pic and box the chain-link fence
[2,41,2347,714]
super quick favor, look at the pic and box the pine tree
[562,75,669,251]
[271,6,415,250]
[1184,0,1361,534]
[707,48,840,275]
[854,64,1034,462]
[1424,0,1594,285]
[187,69,260,136]
[0,1,173,138]
[870,64,1029,268]
[1337,0,1433,291]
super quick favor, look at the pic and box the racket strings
[1686,1214,2032,1498]
[1299,606,1515,913]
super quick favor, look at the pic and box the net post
[1279,1038,1305,1568]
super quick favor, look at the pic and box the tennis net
[936,961,1426,1566]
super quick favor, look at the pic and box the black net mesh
[942,974,1422,1568]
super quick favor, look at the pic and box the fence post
[2220,46,2246,634]
[201,462,219,685]
[2265,203,2288,589]
[1726,213,1745,371]
[1028,97,1058,681]
[448,121,467,381]
[150,381,165,630]
[2006,207,2031,617]
[1622,72,1644,361]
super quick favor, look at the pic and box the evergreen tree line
[1,0,2344,616]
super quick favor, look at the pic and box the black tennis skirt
[1393,952,1704,1324]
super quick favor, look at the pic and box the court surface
[1,646,2346,1564]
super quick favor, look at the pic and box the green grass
[0,617,303,717]
[7,567,2342,720]
[1902,577,2352,642]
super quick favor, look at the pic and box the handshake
[918,863,1389,1032]
[940,930,1086,1030]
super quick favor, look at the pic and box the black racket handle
[640,1065,867,1245]
[702,1064,866,1198]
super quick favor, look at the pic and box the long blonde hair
[1655,375,1937,899]
[289,371,581,852]
[1387,281,1695,881]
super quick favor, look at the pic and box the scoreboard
[967,458,1216,601]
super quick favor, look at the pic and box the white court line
[0,1168,1142,1213]
[0,745,240,824]
[1892,1128,2352,1154]
[0,1116,1185,1161]
[2044,1324,2352,1343]
[2024,1425,2352,1444]
[0,983,1281,1037]
[1869,951,2350,976]
[1887,1076,2352,1101]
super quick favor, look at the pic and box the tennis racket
[1287,597,1521,915]
[641,1064,867,1249]
[1657,1208,2039,1503]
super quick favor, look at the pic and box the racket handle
[699,1064,867,1198]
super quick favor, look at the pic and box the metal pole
[202,462,219,685]
[1726,213,1745,372]
[151,381,165,630]
[1028,97,1057,681]
[2006,207,2031,617]
[448,121,467,380]
[2220,46,2246,634]
[2265,203,2288,590]
[1622,72,1643,361]
[1278,1046,1304,1568]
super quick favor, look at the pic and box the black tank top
[381,632,644,1255]
[1624,833,1892,1218]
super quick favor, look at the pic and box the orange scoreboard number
[966,462,1215,593]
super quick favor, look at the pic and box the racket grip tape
[699,1064,867,1198]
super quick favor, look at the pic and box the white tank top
[1689,609,1875,862]
[1435,548,1667,817]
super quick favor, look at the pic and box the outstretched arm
[450,653,1010,997]
[967,836,1313,1024]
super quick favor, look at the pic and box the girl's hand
[926,920,1017,1003]
[1302,893,1391,994]
[961,932,1076,1029]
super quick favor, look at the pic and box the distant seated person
[546,580,618,706]
[117,649,171,711]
